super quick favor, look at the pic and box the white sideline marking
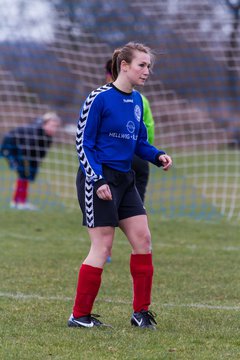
[1,232,240,251]
[0,232,85,242]
[0,292,239,311]
[0,232,45,241]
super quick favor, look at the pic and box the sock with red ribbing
[73,264,103,318]
[130,253,154,313]
[13,178,29,203]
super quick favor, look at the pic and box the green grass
[0,210,240,359]
[1,148,240,220]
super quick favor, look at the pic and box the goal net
[0,0,239,221]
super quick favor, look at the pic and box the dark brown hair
[105,59,112,74]
[111,42,154,81]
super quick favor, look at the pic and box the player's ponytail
[112,48,121,81]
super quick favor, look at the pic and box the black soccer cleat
[68,313,112,328]
[131,310,157,330]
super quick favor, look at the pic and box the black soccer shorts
[76,165,146,228]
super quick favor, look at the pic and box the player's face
[44,120,60,136]
[126,51,151,86]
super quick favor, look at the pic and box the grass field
[1,147,240,222]
[0,209,239,360]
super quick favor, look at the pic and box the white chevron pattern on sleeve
[76,84,111,182]
[76,84,112,227]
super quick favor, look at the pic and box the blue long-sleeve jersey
[76,83,165,185]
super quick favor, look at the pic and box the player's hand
[96,184,112,200]
[159,154,172,171]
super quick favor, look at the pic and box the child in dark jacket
[0,112,61,210]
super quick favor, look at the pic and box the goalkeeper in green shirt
[105,59,155,203]
[133,94,155,202]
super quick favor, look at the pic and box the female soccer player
[68,42,172,330]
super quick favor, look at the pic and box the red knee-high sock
[13,178,29,203]
[130,253,154,313]
[73,264,103,318]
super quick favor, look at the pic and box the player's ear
[121,60,129,72]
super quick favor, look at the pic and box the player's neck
[112,78,133,94]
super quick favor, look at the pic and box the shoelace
[90,314,113,328]
[141,310,157,325]
[89,313,102,323]
[90,313,101,319]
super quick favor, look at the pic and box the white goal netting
[0,0,240,221]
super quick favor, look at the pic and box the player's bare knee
[104,244,112,258]
[141,234,152,252]
[133,229,152,253]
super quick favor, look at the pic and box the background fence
[0,0,240,221]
